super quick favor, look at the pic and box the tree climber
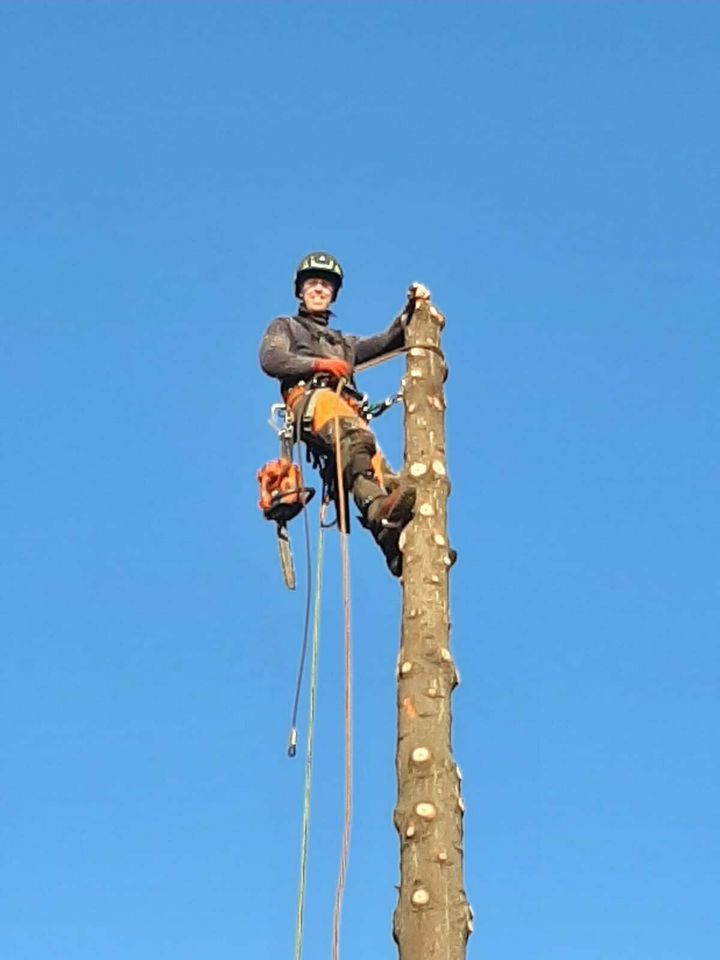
[259,251,428,576]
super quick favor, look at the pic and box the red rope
[331,382,353,960]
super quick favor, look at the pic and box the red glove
[312,357,352,380]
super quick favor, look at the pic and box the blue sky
[2,3,719,959]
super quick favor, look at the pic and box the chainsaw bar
[276,522,296,590]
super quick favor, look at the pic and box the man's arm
[348,283,436,366]
[348,312,406,367]
[259,317,316,381]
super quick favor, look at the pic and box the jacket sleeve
[259,317,316,380]
[347,311,406,366]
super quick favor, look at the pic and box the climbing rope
[353,340,445,374]
[293,517,325,960]
[287,451,316,757]
[331,380,353,960]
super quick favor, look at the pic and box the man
[259,251,428,576]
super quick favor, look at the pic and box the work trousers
[287,387,397,514]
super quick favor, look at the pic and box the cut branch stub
[415,802,437,821]
[411,888,430,907]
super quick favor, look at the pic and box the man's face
[301,277,335,313]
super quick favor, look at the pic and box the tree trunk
[393,301,471,958]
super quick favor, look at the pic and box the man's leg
[302,390,415,573]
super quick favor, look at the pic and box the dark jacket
[259,307,405,394]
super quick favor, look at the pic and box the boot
[357,482,417,578]
[365,484,416,529]
[375,524,405,577]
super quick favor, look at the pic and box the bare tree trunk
[393,301,471,958]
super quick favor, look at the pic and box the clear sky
[2,3,718,959]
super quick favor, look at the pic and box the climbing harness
[257,376,402,590]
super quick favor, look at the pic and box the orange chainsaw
[256,405,314,589]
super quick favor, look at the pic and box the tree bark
[393,301,471,958]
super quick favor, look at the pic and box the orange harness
[283,383,386,488]
[284,382,364,427]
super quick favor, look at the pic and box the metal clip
[365,391,402,422]
[268,403,295,445]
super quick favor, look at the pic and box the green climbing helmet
[294,251,344,300]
